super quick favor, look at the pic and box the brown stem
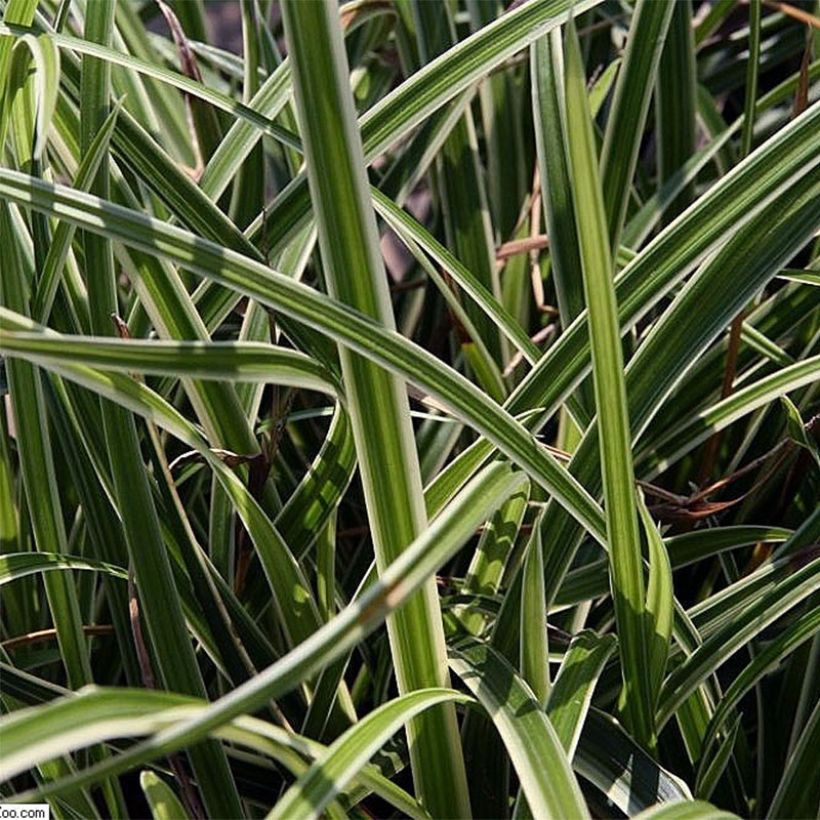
[793,26,813,118]
[502,322,556,377]
[646,437,797,523]
[496,235,550,260]
[758,0,820,29]
[128,570,156,691]
[529,166,545,311]
[698,313,745,483]
[2,625,114,651]
[234,388,289,597]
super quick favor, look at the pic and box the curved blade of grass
[639,494,673,709]
[449,641,589,820]
[667,526,792,569]
[0,325,339,397]
[658,554,820,727]
[0,331,286,493]
[0,169,609,545]
[0,0,38,149]
[0,21,300,150]
[270,689,472,820]
[557,525,793,607]
[563,15,653,746]
[547,630,617,758]
[372,187,539,365]
[699,604,820,763]
[634,800,737,820]
[645,354,820,478]
[6,463,527,802]
[358,0,594,152]
[225,719,427,820]
[3,44,38,170]
[274,404,357,560]
[689,550,818,638]
[626,177,820,446]
[778,269,820,287]
[0,681,425,818]
[0,552,127,584]
[782,394,819,462]
[575,709,691,814]
[766,697,820,819]
[139,771,188,820]
[10,33,59,160]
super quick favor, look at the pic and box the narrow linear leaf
[449,641,589,820]
[4,464,527,801]
[520,524,549,706]
[281,3,470,813]
[563,15,653,745]
[547,631,617,759]
[139,771,189,820]
[270,689,472,820]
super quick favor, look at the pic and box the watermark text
[0,805,50,820]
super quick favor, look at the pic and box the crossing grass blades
[0,0,818,817]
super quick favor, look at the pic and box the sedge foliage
[0,0,818,817]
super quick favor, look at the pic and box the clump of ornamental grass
[0,0,818,818]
